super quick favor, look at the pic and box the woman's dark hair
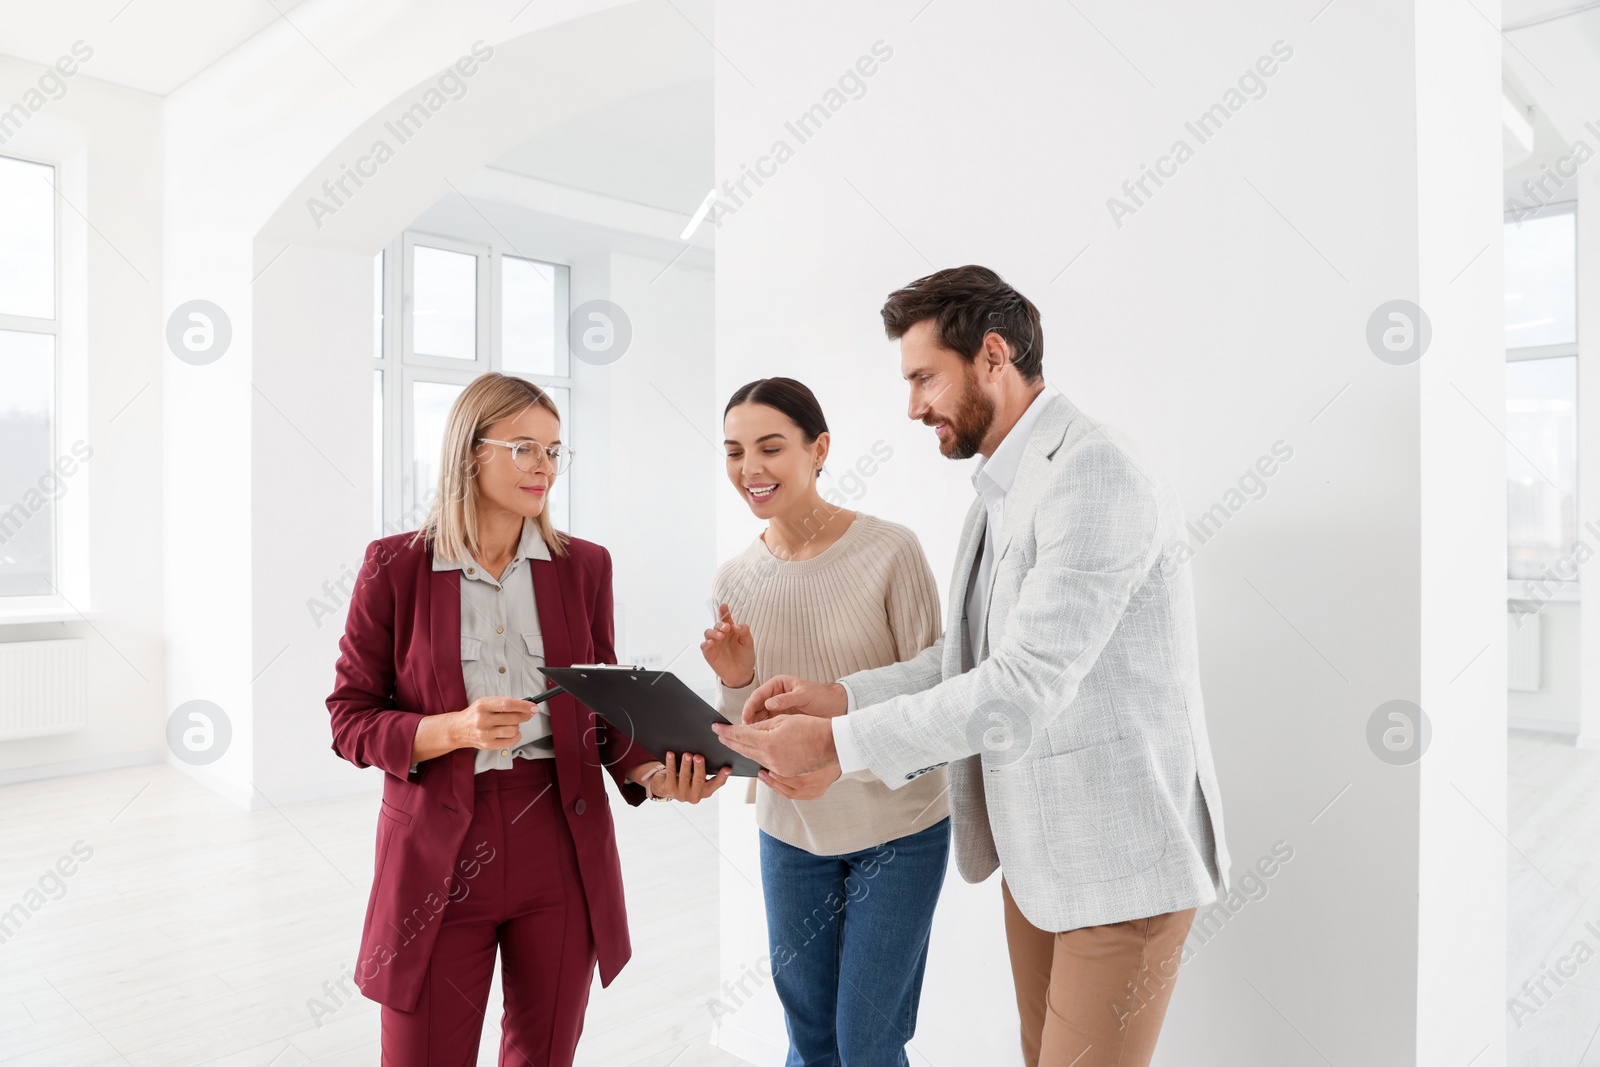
[880,264,1044,382]
[724,378,829,477]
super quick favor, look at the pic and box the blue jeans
[758,817,952,1067]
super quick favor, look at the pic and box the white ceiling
[490,79,713,216]
[1504,1,1600,30]
[0,4,714,214]
[1502,3,1600,194]
[0,0,309,96]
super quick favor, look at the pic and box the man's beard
[936,366,995,460]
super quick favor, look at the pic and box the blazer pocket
[379,799,413,826]
[1031,737,1169,884]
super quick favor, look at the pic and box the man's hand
[713,714,839,778]
[741,676,848,724]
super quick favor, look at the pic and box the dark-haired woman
[328,372,729,1066]
[701,377,950,1066]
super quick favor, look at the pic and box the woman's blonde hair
[410,373,570,562]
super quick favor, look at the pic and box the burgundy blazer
[326,530,649,1012]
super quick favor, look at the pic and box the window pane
[373,251,384,361]
[0,329,56,595]
[547,385,571,533]
[1507,355,1577,581]
[413,246,476,360]
[412,380,465,516]
[1505,211,1576,349]
[373,369,384,537]
[502,256,557,376]
[0,156,55,319]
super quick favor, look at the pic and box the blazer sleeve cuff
[849,699,950,791]
[377,710,428,781]
[603,730,651,807]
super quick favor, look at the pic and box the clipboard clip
[524,663,640,706]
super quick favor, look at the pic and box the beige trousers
[1002,877,1195,1067]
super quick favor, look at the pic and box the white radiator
[1507,609,1542,693]
[0,639,88,740]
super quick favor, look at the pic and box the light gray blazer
[842,391,1232,932]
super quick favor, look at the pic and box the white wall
[0,62,167,783]
[250,244,377,805]
[600,251,718,688]
[712,1,1503,1063]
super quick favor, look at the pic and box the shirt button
[467,567,475,574]
[496,626,504,634]
[498,666,506,674]
[574,798,587,815]
[500,748,510,756]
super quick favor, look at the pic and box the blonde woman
[328,372,729,1066]
[702,377,950,1066]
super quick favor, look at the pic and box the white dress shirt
[833,382,1060,773]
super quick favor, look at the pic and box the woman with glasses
[702,377,949,1066]
[328,372,730,1067]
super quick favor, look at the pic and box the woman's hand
[454,696,536,750]
[410,697,535,763]
[647,751,732,804]
[700,603,755,689]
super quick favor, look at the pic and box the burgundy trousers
[380,758,597,1067]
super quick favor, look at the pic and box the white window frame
[375,231,574,538]
[1506,200,1579,600]
[0,145,90,621]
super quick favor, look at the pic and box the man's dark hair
[880,265,1044,382]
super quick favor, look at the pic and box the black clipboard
[537,665,761,777]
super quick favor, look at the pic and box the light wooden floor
[0,763,751,1066]
[1510,729,1600,1065]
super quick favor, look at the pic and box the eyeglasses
[476,438,575,475]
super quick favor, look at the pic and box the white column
[1576,176,1600,749]
[1416,0,1505,1058]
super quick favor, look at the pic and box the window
[1507,355,1576,582]
[0,154,58,598]
[374,234,573,539]
[1505,203,1578,590]
[1506,208,1577,349]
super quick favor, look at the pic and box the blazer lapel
[425,562,475,814]
[529,556,582,806]
[978,394,1076,661]
[949,497,986,675]
[990,394,1073,566]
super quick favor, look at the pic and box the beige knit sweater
[713,512,951,855]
